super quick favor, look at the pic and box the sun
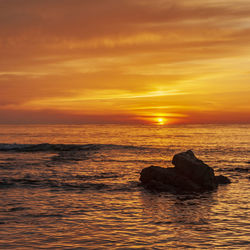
[155,117,166,125]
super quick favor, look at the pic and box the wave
[92,158,171,164]
[0,143,148,152]
[0,177,109,191]
[222,167,249,172]
[0,174,138,193]
[0,143,100,152]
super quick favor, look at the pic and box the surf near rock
[140,150,231,193]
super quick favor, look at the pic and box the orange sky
[0,0,250,124]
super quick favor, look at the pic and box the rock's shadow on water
[139,188,216,226]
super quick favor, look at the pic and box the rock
[140,150,230,193]
[140,166,200,193]
[215,175,231,184]
[172,150,217,190]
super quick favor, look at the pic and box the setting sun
[156,117,166,125]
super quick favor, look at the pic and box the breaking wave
[0,143,148,152]
[0,143,100,152]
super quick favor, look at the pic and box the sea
[0,124,249,249]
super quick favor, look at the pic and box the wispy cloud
[23,89,186,108]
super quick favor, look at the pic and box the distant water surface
[0,124,249,249]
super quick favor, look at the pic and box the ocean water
[0,124,249,249]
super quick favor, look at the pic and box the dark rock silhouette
[140,150,231,193]
[172,150,217,190]
[215,175,231,184]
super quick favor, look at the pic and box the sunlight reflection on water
[0,124,249,249]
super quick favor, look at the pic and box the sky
[0,0,250,124]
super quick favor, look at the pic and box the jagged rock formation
[140,150,231,193]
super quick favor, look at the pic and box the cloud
[1,0,250,47]
[1,0,250,70]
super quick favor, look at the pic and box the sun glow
[156,117,166,125]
